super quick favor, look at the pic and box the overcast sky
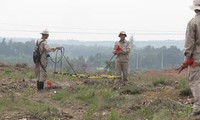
[0,0,195,41]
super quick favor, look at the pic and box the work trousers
[35,63,47,82]
[189,66,200,113]
[115,60,129,81]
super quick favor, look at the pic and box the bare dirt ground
[0,64,196,120]
[0,64,87,120]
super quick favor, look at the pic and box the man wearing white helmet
[35,29,62,91]
[182,0,200,116]
[113,31,131,82]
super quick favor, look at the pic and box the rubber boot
[37,81,40,91]
[37,81,44,91]
[40,81,44,90]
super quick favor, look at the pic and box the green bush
[26,72,35,79]
[76,89,95,104]
[108,109,120,120]
[178,78,192,96]
[153,109,172,120]
[153,77,166,86]
[120,86,144,95]
[4,69,12,75]
[52,90,71,101]
[134,107,154,120]
[179,88,192,96]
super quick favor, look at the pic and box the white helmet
[40,29,49,35]
[190,0,200,10]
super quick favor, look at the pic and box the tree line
[0,39,184,72]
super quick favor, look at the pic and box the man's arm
[42,41,62,53]
[121,41,131,55]
[177,20,196,74]
[184,20,196,58]
[113,42,121,55]
[43,42,56,52]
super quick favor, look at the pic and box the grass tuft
[120,86,144,95]
[178,78,192,96]
[152,77,166,86]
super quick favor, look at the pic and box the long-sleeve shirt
[113,40,131,62]
[37,39,56,68]
[184,13,200,65]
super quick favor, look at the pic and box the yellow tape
[53,72,121,79]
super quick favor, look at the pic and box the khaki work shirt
[113,40,131,62]
[37,39,56,68]
[184,13,200,65]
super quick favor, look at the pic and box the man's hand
[185,58,194,65]
[114,50,122,55]
[176,63,188,74]
[114,45,122,55]
[56,46,63,50]
[176,58,195,74]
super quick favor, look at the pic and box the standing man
[35,29,62,91]
[182,0,200,116]
[113,31,131,82]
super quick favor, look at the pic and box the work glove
[176,58,195,74]
[114,45,122,55]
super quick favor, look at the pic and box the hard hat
[40,29,49,35]
[190,0,200,10]
[118,31,127,37]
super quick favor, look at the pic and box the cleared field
[0,64,196,120]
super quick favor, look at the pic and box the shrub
[153,77,166,86]
[178,78,192,96]
[120,86,144,95]
[108,109,120,120]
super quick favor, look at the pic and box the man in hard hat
[113,31,131,82]
[35,29,62,91]
[183,0,200,116]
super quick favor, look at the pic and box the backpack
[33,40,45,64]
